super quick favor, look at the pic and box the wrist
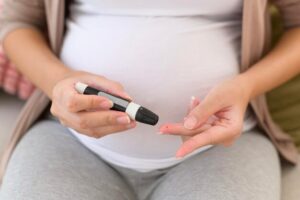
[234,73,255,101]
[44,63,74,99]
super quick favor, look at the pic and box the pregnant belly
[60,16,241,158]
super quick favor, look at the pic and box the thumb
[186,96,200,116]
[183,94,223,130]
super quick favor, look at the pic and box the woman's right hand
[50,70,136,138]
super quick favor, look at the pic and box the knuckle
[59,119,67,127]
[113,81,124,90]
[104,114,115,125]
[186,137,198,149]
[89,96,100,107]
[78,117,89,129]
[231,125,242,137]
[66,98,77,112]
[96,74,105,79]
[50,105,59,116]
[222,141,234,147]
[50,105,56,115]
[89,130,103,139]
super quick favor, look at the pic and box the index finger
[175,125,231,158]
[66,92,113,112]
[75,75,132,100]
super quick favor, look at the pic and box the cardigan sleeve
[272,0,300,29]
[0,0,46,42]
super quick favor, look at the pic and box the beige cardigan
[0,0,300,183]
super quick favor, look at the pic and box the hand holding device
[50,71,137,138]
[75,82,159,126]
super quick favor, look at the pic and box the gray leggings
[0,120,280,200]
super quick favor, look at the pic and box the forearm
[3,28,71,99]
[239,28,300,99]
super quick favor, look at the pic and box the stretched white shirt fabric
[60,0,257,172]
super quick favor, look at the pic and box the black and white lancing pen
[75,82,159,125]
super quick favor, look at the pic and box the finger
[5,64,19,79]
[221,138,235,147]
[186,96,200,116]
[0,65,5,86]
[19,78,33,90]
[18,82,35,100]
[90,121,137,138]
[0,54,8,66]
[56,108,135,130]
[74,110,132,129]
[175,125,232,158]
[3,75,19,95]
[183,94,224,130]
[64,91,114,112]
[66,120,137,138]
[18,77,35,100]
[159,122,211,136]
[74,75,132,100]
[3,63,20,94]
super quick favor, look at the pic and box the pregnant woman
[0,0,300,199]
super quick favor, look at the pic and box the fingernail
[99,100,113,109]
[184,116,197,129]
[190,96,196,102]
[120,92,132,100]
[157,132,164,135]
[126,123,135,129]
[117,115,131,124]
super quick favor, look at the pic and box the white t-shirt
[60,0,257,172]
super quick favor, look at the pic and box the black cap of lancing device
[75,82,159,126]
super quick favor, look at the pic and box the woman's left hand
[159,75,252,158]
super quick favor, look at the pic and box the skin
[3,26,300,157]
[161,28,300,157]
[0,59,34,99]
